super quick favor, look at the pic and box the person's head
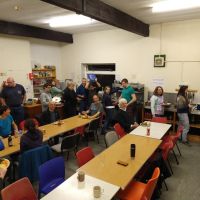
[67,81,75,90]
[82,78,87,86]
[104,86,111,94]
[48,101,56,111]
[153,86,164,96]
[24,119,37,133]
[121,78,128,88]
[118,98,128,110]
[51,80,56,86]
[43,83,51,93]
[0,105,10,116]
[178,85,188,97]
[92,95,100,104]
[6,77,15,87]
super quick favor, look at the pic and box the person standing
[121,78,137,123]
[63,81,77,118]
[177,85,190,145]
[88,79,101,106]
[0,77,26,125]
[40,83,52,112]
[102,86,115,133]
[150,86,164,117]
[76,78,89,112]
[50,80,63,97]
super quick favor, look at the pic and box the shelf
[190,124,200,129]
[32,69,55,71]
[33,76,55,79]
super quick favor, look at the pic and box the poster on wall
[152,78,164,88]
[154,55,166,67]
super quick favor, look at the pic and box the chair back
[39,157,65,195]
[61,133,80,151]
[142,167,160,200]
[76,147,95,167]
[151,117,168,123]
[114,123,126,138]
[160,140,173,161]
[1,177,37,200]
[74,126,85,136]
[19,118,40,130]
[88,117,101,131]
[19,145,53,182]
[105,131,119,147]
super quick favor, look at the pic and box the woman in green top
[50,80,63,97]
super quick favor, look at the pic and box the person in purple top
[20,119,43,153]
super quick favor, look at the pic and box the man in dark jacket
[115,98,138,133]
[41,102,60,125]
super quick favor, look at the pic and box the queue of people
[0,76,192,154]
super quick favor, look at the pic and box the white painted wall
[0,35,33,98]
[30,39,62,80]
[61,19,200,101]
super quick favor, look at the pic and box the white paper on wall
[152,78,164,88]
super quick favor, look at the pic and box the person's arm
[22,94,26,104]
[127,93,137,106]
[150,96,156,117]
[85,81,90,89]
[52,86,63,94]
[88,111,100,119]
[95,79,101,88]
[0,97,6,105]
[12,121,18,137]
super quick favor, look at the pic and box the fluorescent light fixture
[152,0,200,13]
[49,14,96,27]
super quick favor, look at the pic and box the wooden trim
[41,0,149,37]
[0,20,73,43]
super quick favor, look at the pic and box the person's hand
[95,78,98,82]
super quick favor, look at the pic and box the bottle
[8,135,13,147]
[146,122,151,136]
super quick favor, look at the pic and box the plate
[52,96,61,103]
[106,106,115,109]
[163,103,171,107]
[0,159,10,169]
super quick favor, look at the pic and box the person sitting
[41,102,60,125]
[40,83,52,112]
[0,105,18,138]
[20,118,43,153]
[114,98,138,133]
[82,95,104,119]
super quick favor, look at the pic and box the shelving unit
[32,67,56,97]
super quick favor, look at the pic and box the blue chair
[19,145,53,182]
[38,157,65,197]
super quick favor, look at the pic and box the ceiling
[0,0,200,34]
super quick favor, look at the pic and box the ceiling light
[152,0,200,13]
[48,14,96,27]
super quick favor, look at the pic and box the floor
[63,134,200,200]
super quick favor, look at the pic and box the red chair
[1,177,37,200]
[114,123,126,138]
[118,167,160,200]
[163,126,183,155]
[76,147,95,167]
[151,117,168,123]
[19,118,40,130]
[74,126,86,137]
[160,140,174,174]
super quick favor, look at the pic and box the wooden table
[130,122,171,139]
[41,172,120,200]
[80,134,161,190]
[0,116,92,157]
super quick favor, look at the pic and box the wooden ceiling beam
[41,0,149,37]
[0,20,73,43]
